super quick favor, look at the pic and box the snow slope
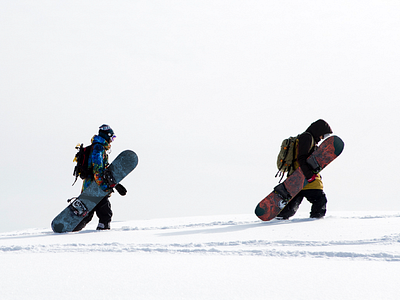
[1,212,399,299]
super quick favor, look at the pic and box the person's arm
[297,133,314,180]
[91,144,109,191]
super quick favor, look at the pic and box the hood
[305,119,332,144]
[91,135,111,150]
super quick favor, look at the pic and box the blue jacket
[82,135,111,192]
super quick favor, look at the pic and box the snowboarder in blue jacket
[74,124,126,231]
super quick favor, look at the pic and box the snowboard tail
[255,135,344,221]
[51,150,138,233]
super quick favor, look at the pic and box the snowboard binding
[68,197,89,217]
[274,183,291,200]
[308,156,322,173]
[273,182,292,206]
[103,168,117,188]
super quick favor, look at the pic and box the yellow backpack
[275,133,314,182]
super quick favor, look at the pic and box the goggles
[106,132,116,142]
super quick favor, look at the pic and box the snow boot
[96,222,110,230]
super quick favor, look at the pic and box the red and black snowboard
[255,135,344,221]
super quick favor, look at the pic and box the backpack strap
[304,131,315,151]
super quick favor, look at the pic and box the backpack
[72,143,94,186]
[275,135,299,183]
[275,132,315,182]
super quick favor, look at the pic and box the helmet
[98,124,116,142]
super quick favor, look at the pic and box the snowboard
[51,150,138,233]
[255,135,344,221]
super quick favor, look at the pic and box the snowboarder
[74,124,126,231]
[276,119,333,220]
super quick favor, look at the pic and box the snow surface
[1,211,399,299]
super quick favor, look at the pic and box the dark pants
[73,196,113,231]
[277,189,327,219]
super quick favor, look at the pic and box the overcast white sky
[1,0,399,232]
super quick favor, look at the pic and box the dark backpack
[72,143,94,185]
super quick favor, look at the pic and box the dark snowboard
[255,135,344,221]
[51,150,138,233]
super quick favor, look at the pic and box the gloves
[307,174,317,183]
[115,183,127,196]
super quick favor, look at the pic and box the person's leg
[303,189,327,218]
[95,196,113,230]
[276,192,304,219]
[73,210,94,232]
